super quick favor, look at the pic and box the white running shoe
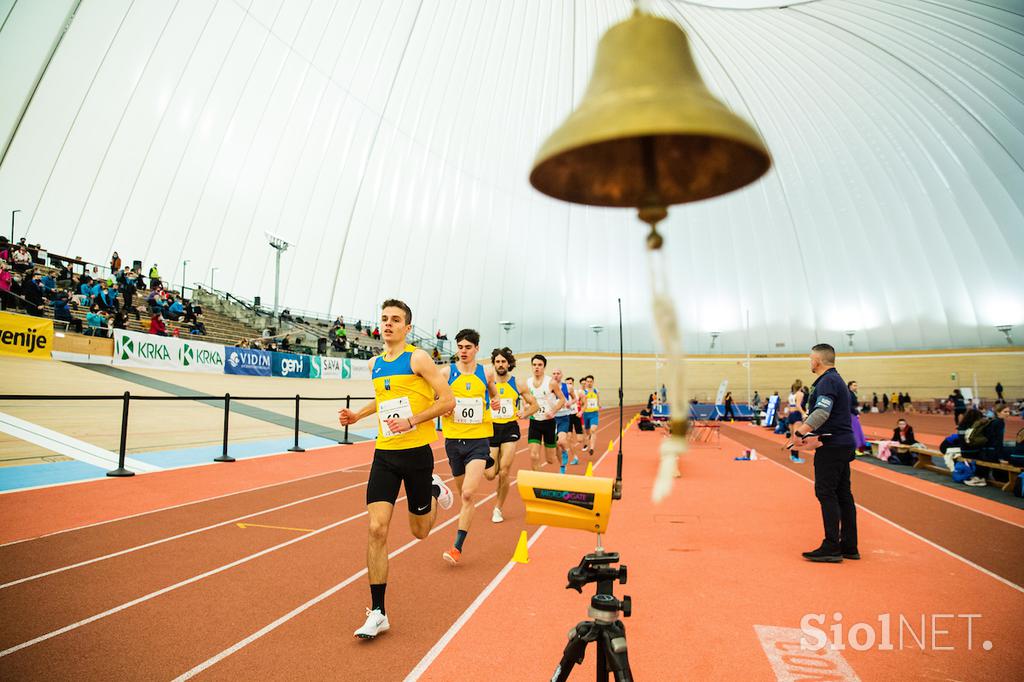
[964,476,987,487]
[354,608,389,639]
[432,474,453,510]
[491,507,504,523]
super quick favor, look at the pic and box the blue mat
[0,460,109,492]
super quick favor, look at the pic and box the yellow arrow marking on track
[236,523,314,533]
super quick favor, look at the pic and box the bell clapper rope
[644,207,688,504]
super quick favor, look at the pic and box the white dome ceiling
[1,0,1021,353]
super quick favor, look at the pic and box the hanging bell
[530,10,771,213]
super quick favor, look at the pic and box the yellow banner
[0,312,53,360]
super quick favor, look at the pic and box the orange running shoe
[443,547,461,566]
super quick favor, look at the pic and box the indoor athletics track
[1,408,1022,680]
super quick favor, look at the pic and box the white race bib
[454,396,484,424]
[378,397,413,438]
[537,402,549,417]
[492,398,514,420]
[587,397,598,410]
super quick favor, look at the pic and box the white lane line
[0,411,160,473]
[0,472,455,660]
[0,449,378,548]
[171,486,508,682]
[760,455,1024,594]
[404,526,548,682]
[0,458,449,590]
[754,625,860,682]
[403,424,629,680]
[849,460,1024,531]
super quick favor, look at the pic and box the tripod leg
[552,622,596,682]
[601,622,633,682]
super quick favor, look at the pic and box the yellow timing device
[517,471,615,533]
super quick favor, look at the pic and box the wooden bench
[868,442,1021,493]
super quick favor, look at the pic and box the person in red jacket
[149,313,167,336]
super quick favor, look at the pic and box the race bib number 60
[378,397,413,438]
[454,397,484,424]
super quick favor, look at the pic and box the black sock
[370,583,386,615]
[455,529,468,551]
[431,484,441,499]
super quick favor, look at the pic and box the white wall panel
[1,0,1021,354]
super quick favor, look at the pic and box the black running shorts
[528,419,557,448]
[569,414,583,434]
[367,444,435,515]
[490,421,521,447]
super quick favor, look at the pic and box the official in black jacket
[789,344,858,563]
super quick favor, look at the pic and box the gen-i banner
[271,352,310,378]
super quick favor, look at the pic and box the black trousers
[813,447,857,552]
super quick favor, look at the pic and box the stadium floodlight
[266,232,295,316]
[846,330,856,349]
[996,325,1013,345]
[590,324,605,350]
[709,331,720,350]
[499,320,515,332]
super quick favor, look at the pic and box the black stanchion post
[214,393,235,462]
[340,395,353,445]
[107,391,135,477]
[288,393,305,452]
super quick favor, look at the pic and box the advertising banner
[0,311,52,360]
[271,352,310,379]
[308,356,322,379]
[113,330,178,370]
[224,347,272,376]
[346,358,371,380]
[177,339,224,374]
[320,356,344,379]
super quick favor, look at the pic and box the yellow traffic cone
[584,461,594,477]
[512,530,530,563]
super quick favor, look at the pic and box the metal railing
[0,393,373,477]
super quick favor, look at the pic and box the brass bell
[530,10,771,219]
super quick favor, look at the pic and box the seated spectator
[280,336,291,351]
[39,273,56,294]
[11,245,33,272]
[372,326,380,340]
[876,418,919,465]
[85,306,108,337]
[189,314,207,335]
[436,329,447,340]
[149,312,167,336]
[280,308,293,322]
[166,297,184,321]
[51,293,83,332]
[432,347,441,363]
[22,272,46,316]
[355,319,363,332]
[112,309,129,331]
[0,262,12,310]
[965,404,1012,486]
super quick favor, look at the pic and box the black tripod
[552,537,633,681]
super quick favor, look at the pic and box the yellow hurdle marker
[512,530,530,563]
[584,461,594,477]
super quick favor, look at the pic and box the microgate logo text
[800,612,989,652]
[532,488,595,510]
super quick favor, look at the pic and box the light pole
[590,324,604,351]
[266,232,294,317]
[182,260,190,296]
[845,330,856,350]
[709,331,720,352]
[10,209,20,242]
[210,266,219,292]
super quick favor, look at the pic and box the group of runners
[337,299,604,638]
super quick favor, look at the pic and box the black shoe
[841,551,860,560]
[802,547,843,563]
